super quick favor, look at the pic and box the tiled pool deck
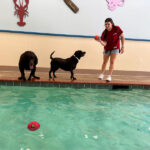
[0,68,150,89]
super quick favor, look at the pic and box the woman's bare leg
[108,53,117,76]
[101,54,110,74]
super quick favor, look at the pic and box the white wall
[0,0,150,40]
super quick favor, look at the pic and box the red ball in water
[94,35,99,40]
[28,121,40,131]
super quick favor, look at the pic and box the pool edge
[0,78,150,89]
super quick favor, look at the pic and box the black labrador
[18,51,40,81]
[49,50,86,80]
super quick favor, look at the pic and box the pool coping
[0,67,150,89]
[0,78,150,90]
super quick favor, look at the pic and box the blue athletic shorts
[103,49,120,55]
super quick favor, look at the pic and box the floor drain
[112,85,130,90]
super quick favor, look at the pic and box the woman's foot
[106,75,111,82]
[98,74,104,80]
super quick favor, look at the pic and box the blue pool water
[0,85,150,150]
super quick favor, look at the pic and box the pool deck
[0,67,150,87]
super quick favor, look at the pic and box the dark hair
[105,18,115,26]
[103,18,117,41]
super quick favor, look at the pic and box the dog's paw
[18,77,26,81]
[18,77,22,80]
[72,77,76,80]
[34,76,40,79]
[28,78,31,81]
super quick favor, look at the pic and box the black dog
[49,50,86,80]
[18,51,40,81]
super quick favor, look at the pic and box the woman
[95,18,125,82]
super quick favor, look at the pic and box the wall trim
[0,30,150,42]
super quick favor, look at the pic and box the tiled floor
[0,69,150,86]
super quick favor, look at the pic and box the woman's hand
[120,47,124,54]
[95,38,100,41]
[120,33,125,54]
[94,36,107,46]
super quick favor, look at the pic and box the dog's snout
[82,51,86,56]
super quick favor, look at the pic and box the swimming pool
[0,85,150,150]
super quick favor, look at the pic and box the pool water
[0,85,150,150]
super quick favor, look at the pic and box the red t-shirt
[101,26,123,50]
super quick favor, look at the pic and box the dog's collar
[73,55,79,61]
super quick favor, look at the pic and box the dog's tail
[50,51,55,60]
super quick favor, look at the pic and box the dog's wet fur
[18,51,40,81]
[49,50,86,80]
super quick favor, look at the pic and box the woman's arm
[120,33,125,53]
[95,38,107,46]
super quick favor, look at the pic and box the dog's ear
[34,55,38,65]
[74,50,79,56]
[74,50,85,59]
[74,50,81,55]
